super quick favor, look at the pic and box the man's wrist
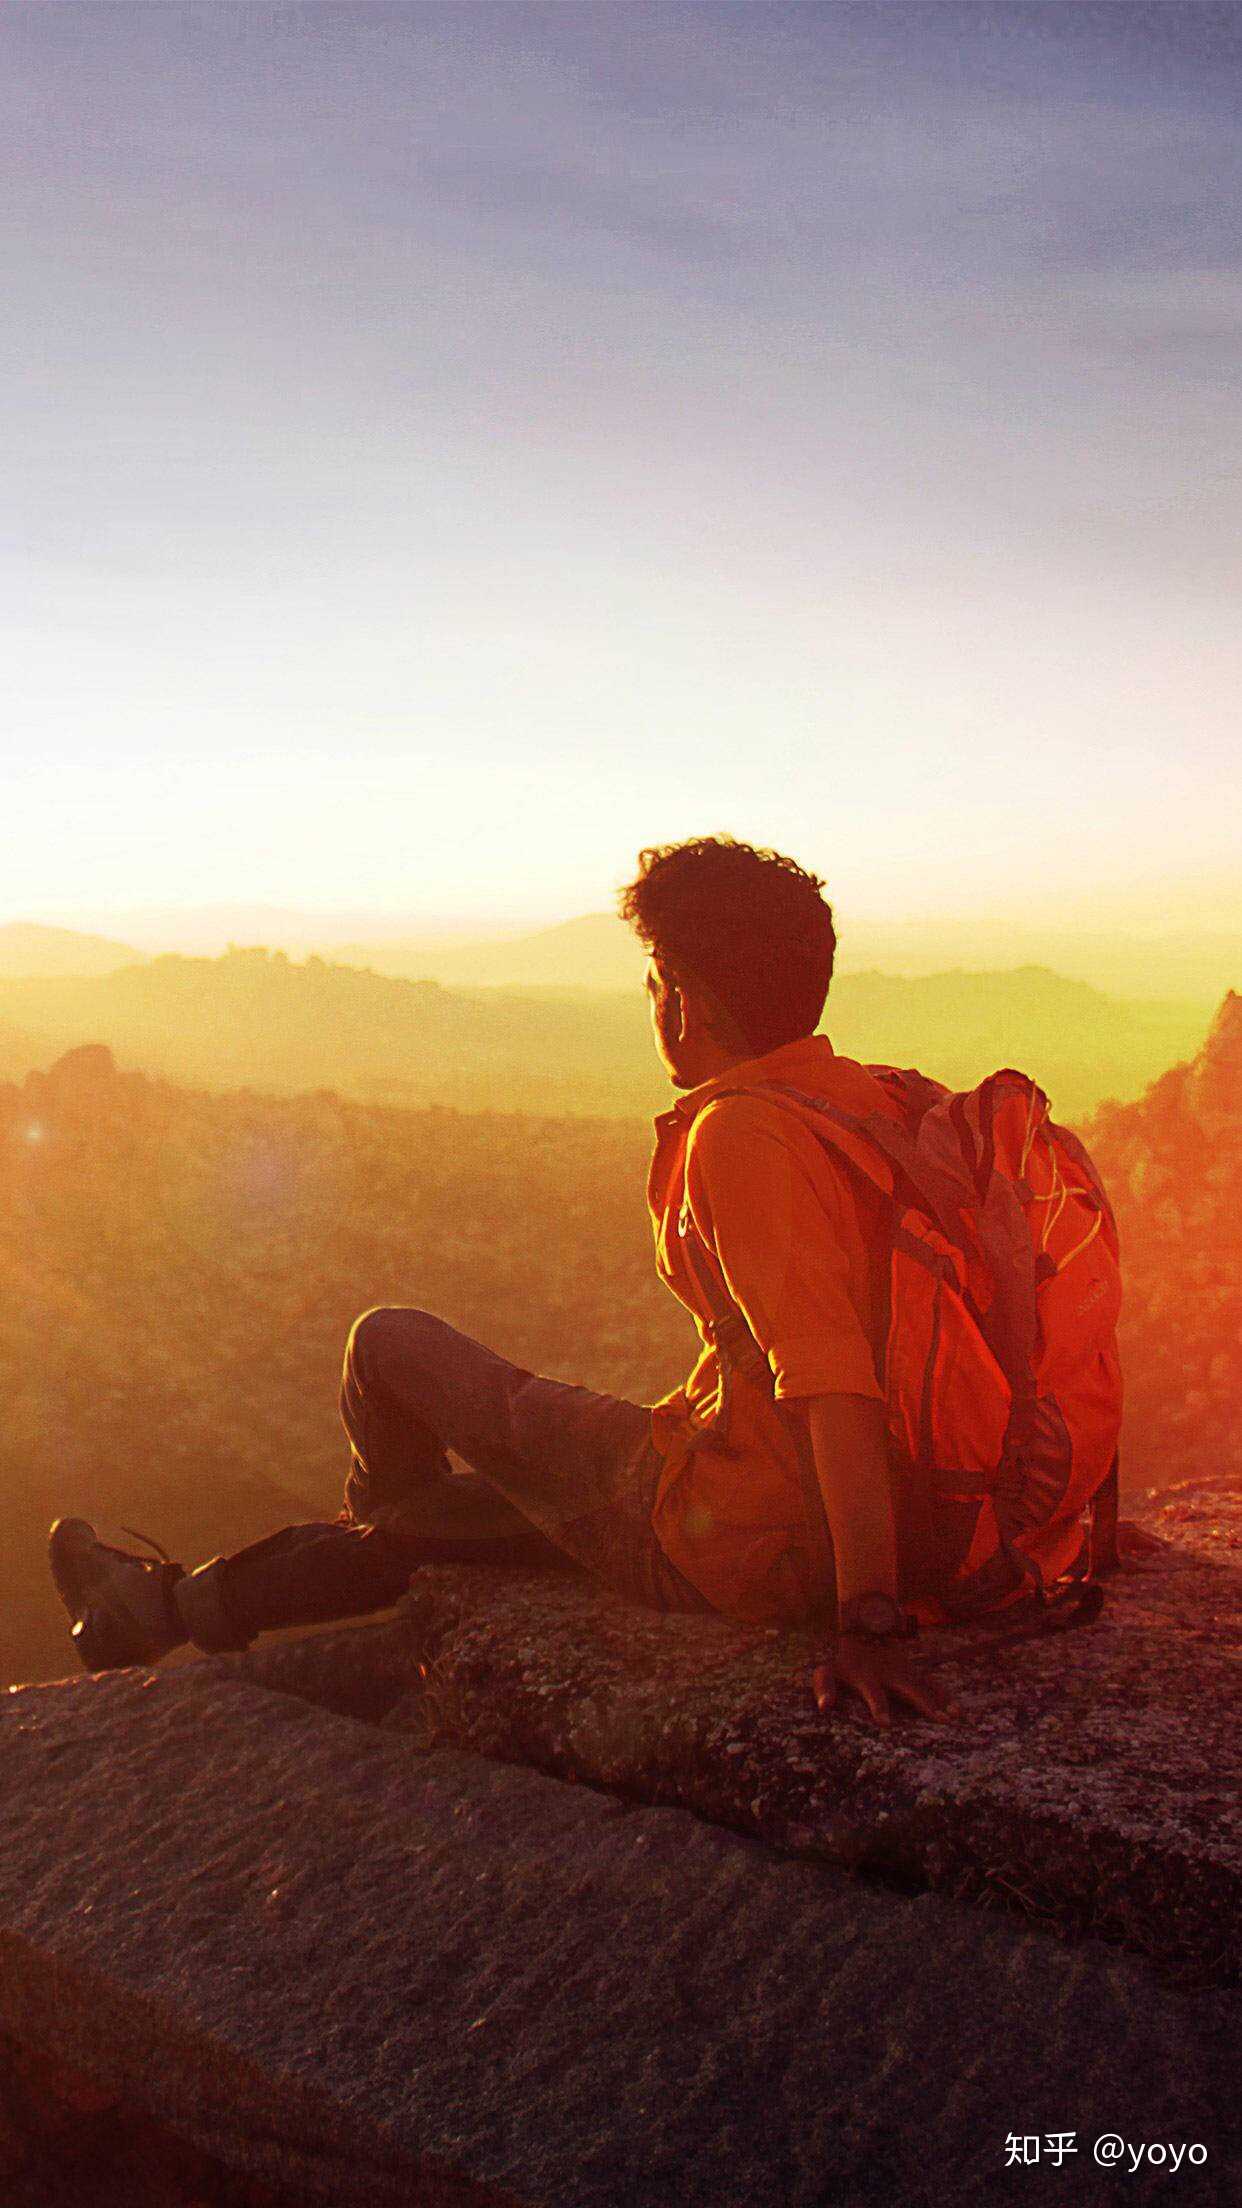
[837,1590,918,1642]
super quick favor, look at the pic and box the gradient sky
[5,1,1240,931]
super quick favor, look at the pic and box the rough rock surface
[0,1662,1237,2207]
[232,1479,1242,1981]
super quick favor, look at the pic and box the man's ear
[654,962,685,1038]
[680,975,731,1051]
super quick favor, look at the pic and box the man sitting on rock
[51,835,962,1727]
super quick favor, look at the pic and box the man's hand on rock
[1114,1519,1166,1569]
[810,1634,964,1730]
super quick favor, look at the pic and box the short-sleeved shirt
[645,1033,906,1622]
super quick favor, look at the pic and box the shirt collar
[653,1032,837,1133]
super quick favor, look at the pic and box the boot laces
[108,1525,174,1568]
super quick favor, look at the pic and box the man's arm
[684,1102,960,1725]
[801,1392,962,1729]
[803,1393,899,1602]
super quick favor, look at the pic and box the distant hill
[0,949,1218,1121]
[334,908,1242,1006]
[0,1019,36,1082]
[75,903,442,957]
[838,917,1241,1005]
[0,922,143,980]
[25,894,1238,1001]
[333,912,644,991]
[0,952,665,1118]
[827,964,1208,1122]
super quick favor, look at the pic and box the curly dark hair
[617,834,836,1055]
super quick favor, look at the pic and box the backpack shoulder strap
[697,1081,903,1204]
[734,1073,1051,1400]
[724,1077,984,1276]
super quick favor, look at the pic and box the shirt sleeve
[684,1095,883,1402]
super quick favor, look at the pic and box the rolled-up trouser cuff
[173,1557,251,1652]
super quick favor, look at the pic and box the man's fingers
[1117,1518,1164,1554]
[855,1677,891,1729]
[891,1672,963,1724]
[1116,1520,1165,1569]
[813,1651,962,1728]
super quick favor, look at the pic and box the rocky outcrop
[232,1479,1242,1984]
[16,1044,145,1124]
[1086,995,1242,1493]
[1187,989,1242,1126]
[0,1481,1237,2204]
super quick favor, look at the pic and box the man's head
[618,834,836,1089]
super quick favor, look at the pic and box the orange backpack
[704,1067,1124,1630]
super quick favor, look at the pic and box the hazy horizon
[5,862,1241,1005]
[13,849,1242,941]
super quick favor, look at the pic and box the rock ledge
[232,1477,1242,1983]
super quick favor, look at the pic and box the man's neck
[671,1041,753,1091]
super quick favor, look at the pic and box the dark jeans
[178,1307,714,1650]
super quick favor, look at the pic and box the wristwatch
[838,1591,919,1642]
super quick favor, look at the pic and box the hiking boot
[48,1518,188,1672]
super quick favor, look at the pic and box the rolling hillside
[0,922,144,979]
[333,906,1242,1006]
[0,948,1215,1121]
